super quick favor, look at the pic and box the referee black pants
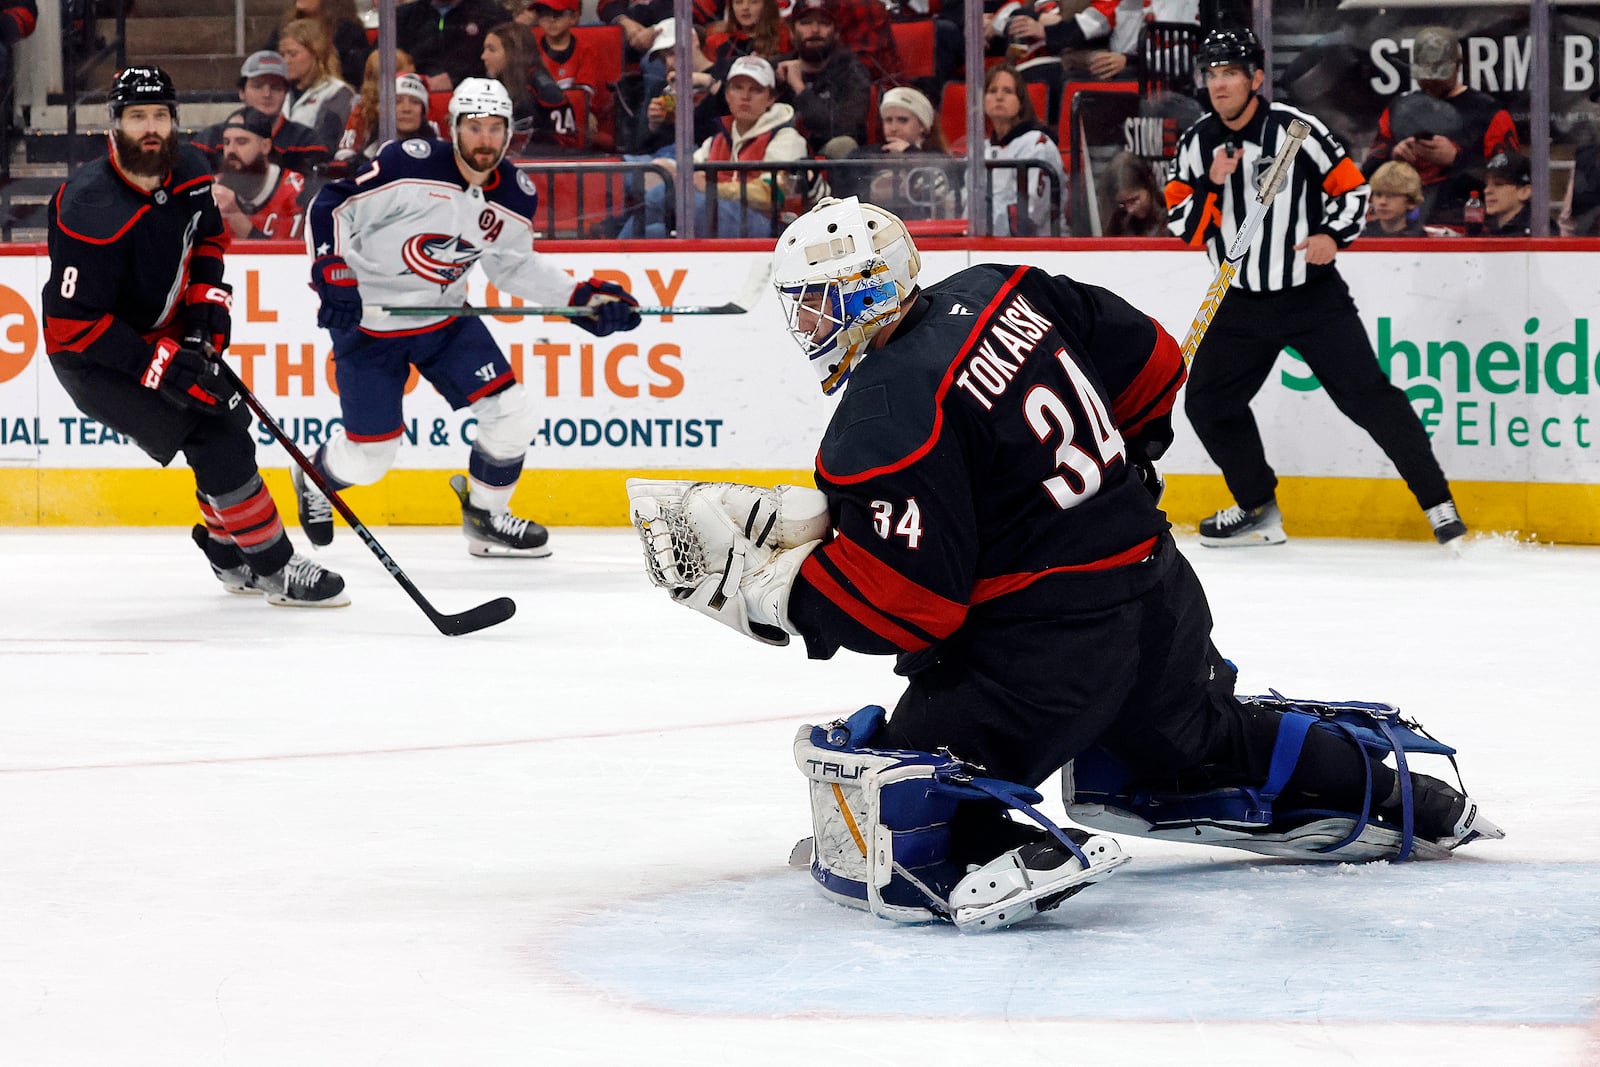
[1184,271,1452,512]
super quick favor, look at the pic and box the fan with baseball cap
[1410,27,1462,83]
[726,54,776,90]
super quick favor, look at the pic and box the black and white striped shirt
[1166,99,1369,293]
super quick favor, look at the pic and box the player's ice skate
[292,466,335,547]
[1426,499,1468,546]
[450,474,551,558]
[191,524,259,596]
[253,554,350,608]
[1198,499,1287,547]
[950,830,1127,933]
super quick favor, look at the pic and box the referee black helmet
[1197,27,1264,74]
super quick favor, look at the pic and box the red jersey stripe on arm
[44,314,114,353]
[1111,318,1186,436]
[824,534,968,640]
[816,265,1029,486]
[53,187,149,245]
[800,553,929,651]
[971,536,1159,603]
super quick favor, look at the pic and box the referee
[1167,27,1466,547]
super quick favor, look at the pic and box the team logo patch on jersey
[402,139,432,159]
[516,170,536,196]
[401,233,481,287]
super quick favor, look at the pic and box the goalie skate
[950,830,1127,933]
[450,474,551,558]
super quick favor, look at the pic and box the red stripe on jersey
[346,426,406,443]
[466,370,515,404]
[823,534,967,640]
[817,265,1028,486]
[54,187,150,245]
[44,314,114,353]
[971,536,1159,604]
[1111,318,1186,436]
[171,175,211,195]
[800,552,928,651]
[359,319,454,338]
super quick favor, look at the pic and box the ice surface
[1,526,1595,1065]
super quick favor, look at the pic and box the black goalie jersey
[787,263,1185,660]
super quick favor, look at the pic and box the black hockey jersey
[789,263,1185,659]
[43,142,228,378]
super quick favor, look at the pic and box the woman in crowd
[334,58,441,168]
[982,63,1065,236]
[708,0,791,69]
[482,21,580,156]
[1102,150,1169,236]
[263,0,369,87]
[837,86,958,220]
[279,18,356,150]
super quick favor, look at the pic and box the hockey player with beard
[300,77,642,557]
[627,197,1501,932]
[44,66,347,607]
[211,106,311,240]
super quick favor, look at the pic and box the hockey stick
[383,261,774,320]
[1178,118,1311,366]
[217,362,517,637]
[381,302,750,318]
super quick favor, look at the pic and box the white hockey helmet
[772,196,922,395]
[448,77,514,170]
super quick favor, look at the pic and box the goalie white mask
[448,77,514,172]
[772,196,922,395]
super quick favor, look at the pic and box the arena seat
[889,20,935,82]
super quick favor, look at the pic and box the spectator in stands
[1079,0,1198,82]
[1482,150,1533,237]
[710,0,792,67]
[397,0,511,92]
[620,55,806,238]
[211,107,313,240]
[192,51,332,175]
[777,0,872,156]
[835,86,958,220]
[483,21,581,156]
[810,0,902,88]
[262,0,370,87]
[532,0,617,151]
[1558,143,1600,237]
[280,19,357,150]
[982,63,1064,236]
[1361,160,1426,237]
[335,66,441,168]
[0,0,36,142]
[992,0,1068,119]
[1102,150,1167,236]
[1363,26,1520,231]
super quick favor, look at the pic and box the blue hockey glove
[311,255,363,330]
[142,338,242,416]
[570,277,642,337]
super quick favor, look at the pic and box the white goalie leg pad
[948,834,1127,933]
[469,383,536,462]
[322,427,400,486]
[793,723,956,924]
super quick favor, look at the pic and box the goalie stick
[1178,118,1311,366]
[217,359,517,637]
[384,263,773,320]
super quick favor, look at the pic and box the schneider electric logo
[1279,317,1598,450]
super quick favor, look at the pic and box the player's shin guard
[1064,694,1503,862]
[794,706,1127,932]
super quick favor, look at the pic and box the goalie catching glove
[626,479,831,646]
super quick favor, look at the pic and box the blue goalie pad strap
[1069,695,1463,862]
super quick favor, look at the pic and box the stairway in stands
[3,0,283,240]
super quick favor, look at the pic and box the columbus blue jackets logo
[401,233,481,287]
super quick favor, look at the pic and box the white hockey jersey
[307,137,577,334]
[985,122,1066,237]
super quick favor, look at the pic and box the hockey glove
[570,277,642,337]
[311,255,363,330]
[182,282,234,355]
[1131,455,1165,506]
[142,338,242,415]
